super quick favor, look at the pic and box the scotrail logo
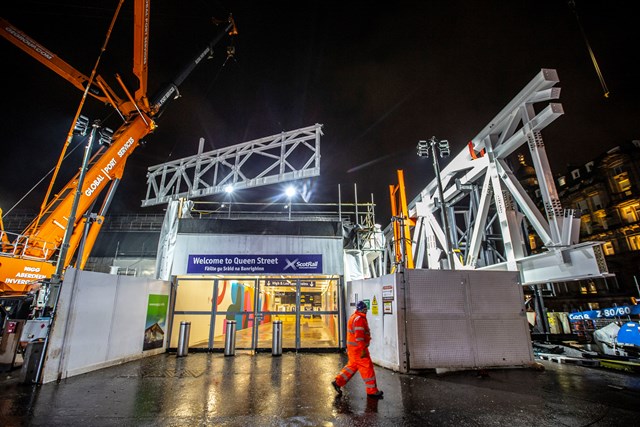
[284,258,298,271]
[284,258,319,271]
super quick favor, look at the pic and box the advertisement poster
[143,294,169,351]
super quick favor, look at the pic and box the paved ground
[1,351,639,426]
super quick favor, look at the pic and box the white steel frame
[142,124,323,207]
[387,69,610,285]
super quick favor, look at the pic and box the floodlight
[438,139,450,157]
[417,140,430,157]
[73,115,90,136]
[98,127,114,147]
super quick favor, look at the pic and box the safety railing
[0,230,56,262]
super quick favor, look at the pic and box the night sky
[1,1,638,225]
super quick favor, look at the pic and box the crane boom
[0,4,237,294]
[133,0,150,106]
[0,17,128,113]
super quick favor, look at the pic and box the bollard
[224,320,237,356]
[272,320,283,356]
[176,321,191,357]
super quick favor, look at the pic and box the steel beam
[142,124,323,206]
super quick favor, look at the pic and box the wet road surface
[1,352,639,426]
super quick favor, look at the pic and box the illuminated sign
[187,254,323,274]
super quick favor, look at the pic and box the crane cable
[33,0,126,231]
[1,138,88,218]
[569,0,610,98]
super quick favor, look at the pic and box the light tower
[417,136,455,270]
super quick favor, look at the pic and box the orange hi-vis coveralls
[334,310,380,395]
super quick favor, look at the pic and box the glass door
[171,275,342,351]
[170,278,215,349]
[212,278,258,349]
[257,278,299,350]
[298,277,340,349]
[256,276,340,350]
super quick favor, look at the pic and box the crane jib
[152,19,234,112]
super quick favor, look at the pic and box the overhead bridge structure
[142,124,323,207]
[382,69,610,286]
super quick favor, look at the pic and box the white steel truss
[387,69,610,285]
[142,124,323,207]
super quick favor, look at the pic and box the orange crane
[0,2,237,295]
[389,170,414,269]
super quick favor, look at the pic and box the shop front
[169,275,342,351]
[164,217,346,352]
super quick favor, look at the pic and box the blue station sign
[187,254,323,274]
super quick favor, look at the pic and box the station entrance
[169,275,342,351]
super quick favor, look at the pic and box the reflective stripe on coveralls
[334,310,380,395]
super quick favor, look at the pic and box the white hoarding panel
[351,269,532,373]
[42,269,170,383]
[347,275,401,371]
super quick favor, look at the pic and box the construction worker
[332,301,384,399]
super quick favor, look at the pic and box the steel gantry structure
[143,124,323,280]
[142,124,323,207]
[384,69,610,286]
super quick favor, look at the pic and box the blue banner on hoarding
[187,254,323,274]
[568,304,640,321]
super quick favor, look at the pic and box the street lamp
[285,186,296,220]
[223,185,234,217]
[417,136,455,270]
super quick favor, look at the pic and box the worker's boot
[367,390,384,399]
[331,380,342,395]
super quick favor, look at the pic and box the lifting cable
[205,51,238,96]
[3,104,122,219]
[205,15,239,95]
[34,0,126,229]
[2,138,89,218]
[568,0,610,98]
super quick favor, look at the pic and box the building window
[558,176,566,186]
[576,199,589,213]
[596,211,608,230]
[571,169,581,180]
[588,281,598,294]
[528,234,537,251]
[581,216,592,234]
[603,241,615,255]
[585,161,594,172]
[628,234,640,251]
[620,203,640,223]
[614,172,631,193]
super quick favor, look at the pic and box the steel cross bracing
[142,124,323,207]
[386,69,610,285]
